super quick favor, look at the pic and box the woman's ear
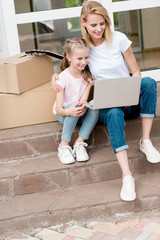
[80,18,85,27]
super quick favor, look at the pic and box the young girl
[53,38,99,165]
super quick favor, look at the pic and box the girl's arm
[56,89,86,117]
[123,46,141,76]
[79,83,93,104]
[56,89,67,116]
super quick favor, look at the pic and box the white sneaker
[58,146,75,164]
[73,142,89,162]
[120,175,136,201]
[140,139,160,163]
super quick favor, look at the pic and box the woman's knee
[141,77,157,91]
[107,107,124,119]
[100,108,124,125]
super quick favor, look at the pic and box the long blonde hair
[80,1,112,47]
[59,38,94,84]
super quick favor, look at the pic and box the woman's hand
[67,103,87,117]
[51,73,62,92]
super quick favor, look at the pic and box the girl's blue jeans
[100,77,157,153]
[56,101,100,142]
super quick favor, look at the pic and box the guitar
[25,49,64,60]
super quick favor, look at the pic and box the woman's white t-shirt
[88,31,132,79]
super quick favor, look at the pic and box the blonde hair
[59,38,93,83]
[81,1,112,47]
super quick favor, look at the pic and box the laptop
[85,76,141,109]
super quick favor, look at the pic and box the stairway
[0,83,160,235]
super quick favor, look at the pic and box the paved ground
[1,208,160,240]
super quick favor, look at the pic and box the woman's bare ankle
[122,172,132,178]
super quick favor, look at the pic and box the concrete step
[0,116,160,162]
[1,172,160,235]
[1,138,160,197]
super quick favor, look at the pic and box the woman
[52,1,160,201]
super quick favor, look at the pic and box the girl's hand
[78,103,87,116]
[79,100,87,105]
[51,73,62,92]
[67,103,87,117]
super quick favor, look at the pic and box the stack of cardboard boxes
[0,52,57,130]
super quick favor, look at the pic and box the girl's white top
[88,31,132,80]
[53,68,89,115]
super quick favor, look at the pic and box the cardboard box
[0,52,54,94]
[0,82,57,130]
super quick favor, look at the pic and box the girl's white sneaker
[58,146,75,164]
[73,142,89,162]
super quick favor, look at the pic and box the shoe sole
[76,158,89,162]
[74,152,89,162]
[59,159,75,164]
[120,193,136,201]
[57,154,75,165]
[75,154,89,162]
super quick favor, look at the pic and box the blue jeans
[100,77,157,153]
[56,101,100,142]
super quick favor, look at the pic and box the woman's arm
[79,83,93,104]
[123,46,141,76]
[51,73,62,92]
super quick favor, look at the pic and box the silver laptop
[86,76,141,109]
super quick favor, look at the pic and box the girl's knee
[63,101,78,109]
[88,108,100,115]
